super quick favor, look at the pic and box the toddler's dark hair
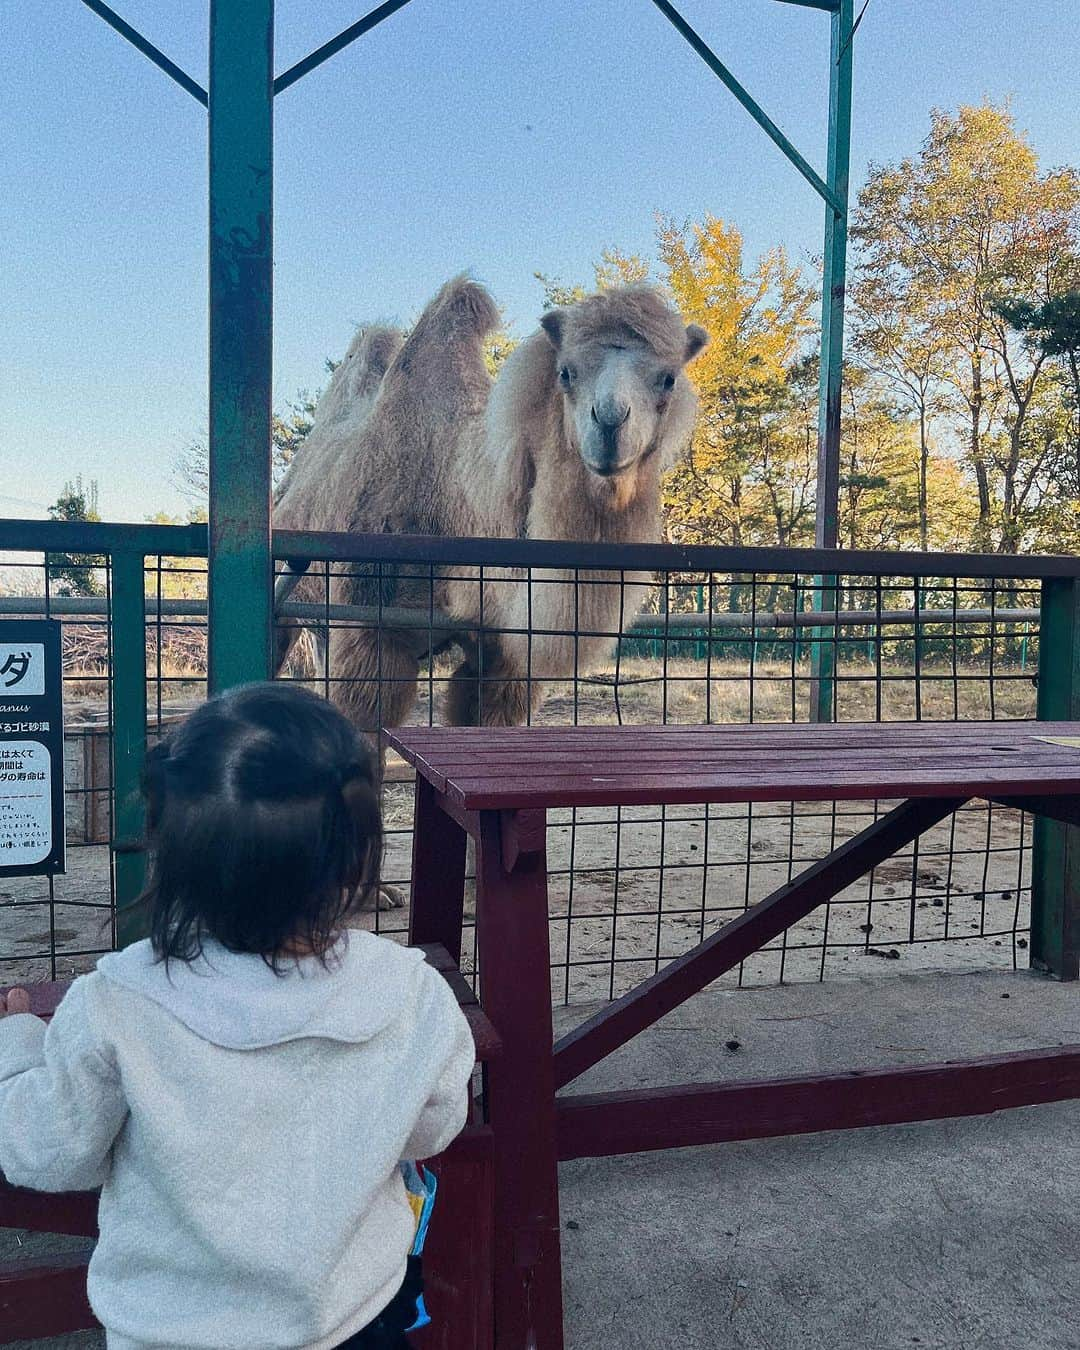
[140,682,382,968]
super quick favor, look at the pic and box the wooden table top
[387,721,1080,810]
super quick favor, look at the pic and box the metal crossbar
[273,0,418,94]
[78,0,208,105]
[647,0,842,211]
[0,594,1043,633]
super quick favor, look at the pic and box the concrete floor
[5,968,1079,1349]
[556,969,1080,1350]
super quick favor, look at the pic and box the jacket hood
[97,931,428,1050]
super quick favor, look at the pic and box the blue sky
[3,0,1078,521]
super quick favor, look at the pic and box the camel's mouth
[583,457,636,479]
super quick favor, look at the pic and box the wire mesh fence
[281,554,1039,1003]
[0,544,209,982]
[0,526,1058,1003]
[0,548,116,981]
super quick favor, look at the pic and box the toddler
[0,682,476,1349]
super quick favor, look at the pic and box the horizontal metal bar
[0,595,1041,633]
[626,607,1040,632]
[556,1043,1080,1160]
[774,0,839,11]
[274,528,1080,582]
[646,0,842,213]
[273,0,417,95]
[79,0,208,106]
[0,595,451,629]
[4,518,1080,581]
[0,518,208,557]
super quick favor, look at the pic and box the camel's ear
[540,309,566,349]
[684,324,709,363]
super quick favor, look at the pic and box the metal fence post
[207,0,275,692]
[1031,576,1080,980]
[110,550,148,947]
[809,0,853,722]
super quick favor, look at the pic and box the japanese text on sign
[0,622,65,876]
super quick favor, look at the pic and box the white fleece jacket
[0,931,476,1350]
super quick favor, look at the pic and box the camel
[274,275,708,738]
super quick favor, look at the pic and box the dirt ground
[1,662,1035,999]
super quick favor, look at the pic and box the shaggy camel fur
[272,324,403,677]
[274,276,708,736]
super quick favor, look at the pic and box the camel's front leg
[445,636,537,728]
[329,626,422,912]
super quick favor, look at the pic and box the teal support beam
[1030,577,1080,980]
[207,0,274,693]
[648,0,843,214]
[79,0,208,105]
[273,0,417,95]
[110,551,148,947]
[809,0,853,722]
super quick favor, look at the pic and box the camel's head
[540,287,708,494]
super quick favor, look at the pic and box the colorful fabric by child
[399,1161,437,1332]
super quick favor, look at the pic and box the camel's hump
[415,274,501,340]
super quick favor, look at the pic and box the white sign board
[0,741,52,866]
[0,620,64,876]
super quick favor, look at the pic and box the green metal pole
[1030,577,1080,980]
[809,0,853,723]
[207,0,274,693]
[110,550,148,947]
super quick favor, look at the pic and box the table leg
[475,808,563,1350]
[408,775,468,963]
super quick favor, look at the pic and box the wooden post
[408,775,468,964]
[475,809,563,1350]
[423,1133,496,1350]
[1031,577,1080,980]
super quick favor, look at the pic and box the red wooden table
[389,720,1080,1350]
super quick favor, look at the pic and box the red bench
[391,719,1080,1350]
[0,945,498,1349]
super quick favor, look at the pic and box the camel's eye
[559,365,575,387]
[660,372,676,392]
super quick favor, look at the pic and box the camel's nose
[589,400,632,473]
[591,401,631,430]
[591,402,631,463]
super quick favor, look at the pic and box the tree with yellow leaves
[853,102,1080,553]
[656,215,817,546]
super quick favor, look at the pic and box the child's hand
[0,989,32,1017]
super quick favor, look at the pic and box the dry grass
[409,657,1037,729]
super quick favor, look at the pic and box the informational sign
[0,620,65,876]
